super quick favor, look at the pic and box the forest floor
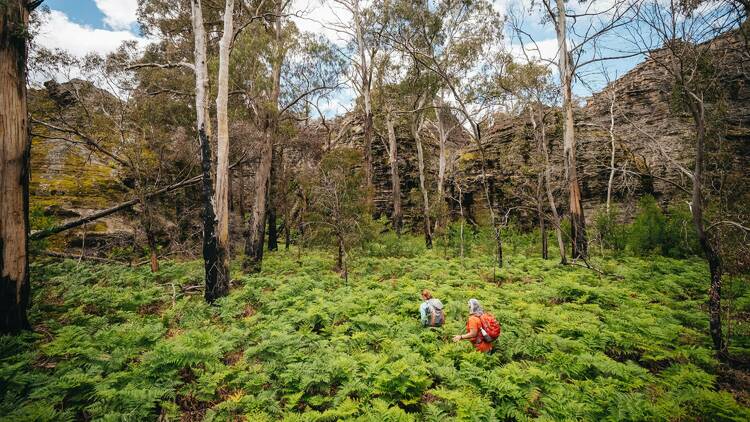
[2,240,750,421]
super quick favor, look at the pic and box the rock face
[454,30,750,227]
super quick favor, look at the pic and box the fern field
[2,243,749,421]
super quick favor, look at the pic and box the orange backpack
[478,313,501,342]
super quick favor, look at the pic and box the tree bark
[554,0,588,259]
[244,137,272,273]
[412,96,432,248]
[1,0,32,333]
[386,115,402,234]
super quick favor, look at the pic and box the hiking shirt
[419,298,444,326]
[467,315,492,352]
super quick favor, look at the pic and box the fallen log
[30,158,245,241]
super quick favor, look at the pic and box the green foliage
[593,206,627,252]
[1,242,748,420]
[627,196,699,258]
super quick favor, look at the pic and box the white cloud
[509,37,559,67]
[291,0,352,44]
[36,10,143,57]
[95,0,139,30]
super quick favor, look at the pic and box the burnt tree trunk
[0,0,32,334]
[199,129,221,299]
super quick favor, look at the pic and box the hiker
[452,298,500,352]
[419,289,445,327]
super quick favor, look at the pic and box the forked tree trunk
[0,0,32,333]
[554,0,588,259]
[386,115,402,234]
[412,96,432,248]
[208,0,234,301]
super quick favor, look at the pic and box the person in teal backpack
[419,289,445,327]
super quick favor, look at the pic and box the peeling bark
[1,0,32,333]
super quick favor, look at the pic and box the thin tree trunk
[433,98,448,230]
[535,106,567,264]
[687,95,724,355]
[267,147,279,251]
[243,2,283,273]
[1,0,32,333]
[146,228,159,272]
[554,0,588,259]
[353,0,374,209]
[244,138,272,273]
[413,96,432,248]
[386,115,402,234]
[607,90,617,215]
[537,173,548,260]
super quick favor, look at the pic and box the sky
[34,0,645,115]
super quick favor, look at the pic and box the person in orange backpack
[452,298,500,353]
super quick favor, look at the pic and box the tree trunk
[537,174,548,260]
[0,0,32,333]
[386,116,402,234]
[267,148,278,251]
[337,233,347,282]
[191,0,221,302]
[535,106,567,264]
[412,97,432,248]
[554,0,588,260]
[353,0,374,209]
[209,0,234,301]
[687,96,724,355]
[243,3,283,273]
[243,137,272,273]
[146,228,159,273]
[607,90,617,215]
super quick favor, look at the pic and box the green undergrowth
[1,247,749,421]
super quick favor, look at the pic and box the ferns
[2,245,748,420]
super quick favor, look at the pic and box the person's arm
[453,327,478,342]
[419,302,428,326]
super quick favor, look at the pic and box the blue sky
[43,0,107,29]
[35,0,645,113]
